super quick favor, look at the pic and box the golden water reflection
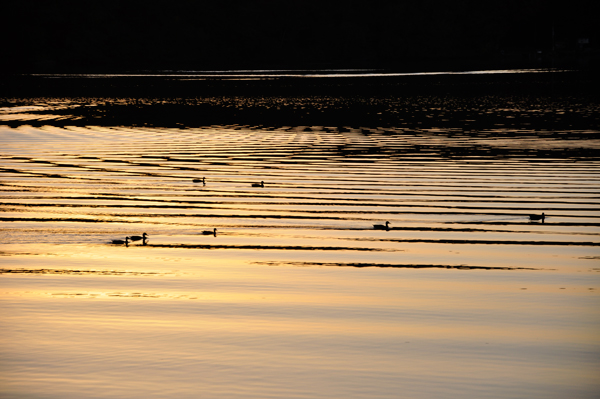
[2,254,599,399]
[1,94,600,398]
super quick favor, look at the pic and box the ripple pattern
[1,122,599,271]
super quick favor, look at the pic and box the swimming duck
[373,221,390,230]
[202,228,217,236]
[111,237,130,245]
[193,177,206,185]
[251,181,265,188]
[529,213,545,223]
[130,233,147,241]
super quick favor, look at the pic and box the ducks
[202,228,217,236]
[251,181,265,188]
[373,221,391,230]
[130,232,148,242]
[529,213,545,223]
[111,234,148,246]
[111,237,130,246]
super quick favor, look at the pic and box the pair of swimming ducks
[111,233,148,245]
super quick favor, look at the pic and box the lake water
[1,70,599,398]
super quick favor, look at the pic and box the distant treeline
[3,0,599,73]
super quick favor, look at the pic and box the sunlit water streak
[1,84,599,399]
[26,68,565,80]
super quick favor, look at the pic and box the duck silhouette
[373,221,390,230]
[202,228,217,236]
[529,213,545,223]
[193,177,206,185]
[130,233,147,242]
[251,181,264,187]
[111,237,130,246]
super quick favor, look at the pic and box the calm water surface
[1,72,599,398]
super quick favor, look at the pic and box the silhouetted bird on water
[251,181,264,187]
[111,237,129,246]
[529,213,545,223]
[373,221,391,230]
[130,233,147,241]
[193,177,206,185]
[202,228,217,236]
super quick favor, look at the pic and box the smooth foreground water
[1,71,599,398]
